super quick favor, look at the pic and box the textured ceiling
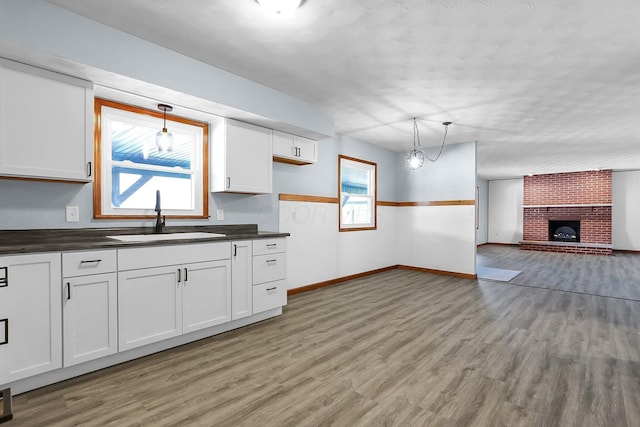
[50,0,640,179]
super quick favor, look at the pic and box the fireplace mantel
[523,203,612,208]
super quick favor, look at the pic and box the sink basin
[106,232,226,242]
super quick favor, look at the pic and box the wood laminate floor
[478,244,640,301]
[12,255,640,426]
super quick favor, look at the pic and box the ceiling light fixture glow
[257,0,302,16]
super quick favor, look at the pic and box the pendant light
[156,103,174,153]
[406,118,452,170]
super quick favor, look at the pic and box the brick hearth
[522,171,612,255]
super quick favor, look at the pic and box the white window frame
[339,155,377,231]
[94,99,209,219]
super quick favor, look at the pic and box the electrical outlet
[216,209,224,221]
[66,206,80,223]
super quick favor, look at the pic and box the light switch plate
[66,206,80,223]
[216,209,224,221]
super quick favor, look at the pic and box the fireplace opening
[549,220,580,242]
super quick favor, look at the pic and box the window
[339,155,377,231]
[94,99,208,219]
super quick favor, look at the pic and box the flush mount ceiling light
[406,118,452,170]
[155,103,174,153]
[257,0,302,16]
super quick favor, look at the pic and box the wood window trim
[338,154,377,232]
[93,98,209,219]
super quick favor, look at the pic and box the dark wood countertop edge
[0,225,289,255]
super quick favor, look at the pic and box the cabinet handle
[66,282,71,300]
[266,259,277,264]
[0,318,7,345]
[80,259,102,264]
[177,268,181,283]
[266,287,277,292]
[297,147,301,157]
[87,161,92,177]
[233,244,237,257]
[227,177,231,189]
[266,243,277,248]
[0,266,7,288]
[184,268,188,283]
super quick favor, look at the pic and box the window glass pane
[339,155,376,230]
[341,195,373,225]
[95,99,208,218]
[109,118,197,211]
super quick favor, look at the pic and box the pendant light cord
[413,118,421,150]
[415,120,450,163]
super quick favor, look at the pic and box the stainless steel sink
[106,232,226,242]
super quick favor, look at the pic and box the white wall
[488,178,523,244]
[397,205,476,275]
[612,170,640,251]
[476,178,489,245]
[279,201,339,288]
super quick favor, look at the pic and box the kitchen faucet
[154,190,165,233]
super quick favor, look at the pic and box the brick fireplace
[521,170,612,255]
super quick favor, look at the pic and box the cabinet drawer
[118,242,230,271]
[253,280,287,314]
[253,238,286,256]
[253,253,286,285]
[63,250,117,277]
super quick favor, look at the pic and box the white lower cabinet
[117,243,231,351]
[231,241,253,320]
[252,238,288,314]
[63,273,118,366]
[118,266,182,350]
[0,253,62,385]
[62,250,118,367]
[182,260,232,333]
[2,237,288,391]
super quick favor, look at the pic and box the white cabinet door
[211,119,272,193]
[231,241,252,320]
[63,272,118,366]
[295,136,317,164]
[182,260,231,333]
[118,266,181,351]
[272,130,317,165]
[0,58,93,182]
[272,130,295,158]
[0,253,62,385]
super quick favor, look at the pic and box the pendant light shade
[156,103,174,153]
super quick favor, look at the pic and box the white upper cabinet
[211,118,272,193]
[272,130,317,165]
[0,58,93,182]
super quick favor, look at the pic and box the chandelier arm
[424,124,449,162]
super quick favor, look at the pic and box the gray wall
[395,141,477,202]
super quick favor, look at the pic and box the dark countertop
[0,224,289,255]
